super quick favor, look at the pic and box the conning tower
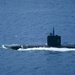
[47,28,61,47]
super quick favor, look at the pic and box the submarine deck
[3,44,75,50]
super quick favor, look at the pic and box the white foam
[2,44,75,52]
[2,45,8,49]
[18,47,75,52]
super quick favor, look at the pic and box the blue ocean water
[0,0,75,75]
[0,48,75,75]
[0,0,75,45]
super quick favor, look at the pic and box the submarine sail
[47,27,61,47]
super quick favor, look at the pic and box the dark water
[0,48,75,75]
[0,0,75,75]
[0,0,75,45]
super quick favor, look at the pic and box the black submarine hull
[3,44,75,50]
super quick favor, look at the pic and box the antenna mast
[53,27,55,36]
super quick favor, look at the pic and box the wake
[1,45,75,52]
[18,47,75,52]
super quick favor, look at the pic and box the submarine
[3,28,75,50]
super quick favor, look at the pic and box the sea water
[0,0,75,75]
